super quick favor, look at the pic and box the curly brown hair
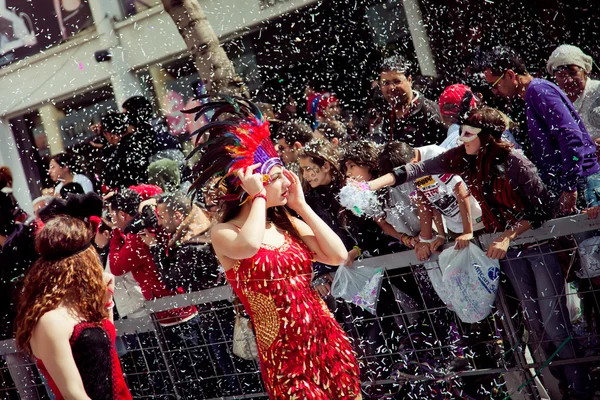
[297,139,344,191]
[15,215,108,354]
[340,140,380,177]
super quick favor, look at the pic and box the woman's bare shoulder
[209,223,241,270]
[31,308,78,355]
[210,222,240,241]
[34,308,77,335]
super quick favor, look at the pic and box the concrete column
[0,119,32,213]
[403,0,437,77]
[38,104,65,156]
[88,0,144,107]
[148,65,174,115]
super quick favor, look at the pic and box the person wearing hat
[147,158,181,193]
[547,44,600,141]
[438,84,522,150]
[306,91,342,129]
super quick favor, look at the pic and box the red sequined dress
[225,230,362,399]
[37,319,132,400]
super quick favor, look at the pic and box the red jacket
[109,229,197,326]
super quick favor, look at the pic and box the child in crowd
[340,140,420,248]
[378,141,485,261]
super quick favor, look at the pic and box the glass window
[120,0,162,18]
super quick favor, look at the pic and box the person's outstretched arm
[453,181,474,249]
[369,150,455,191]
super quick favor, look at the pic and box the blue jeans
[197,305,247,396]
[501,244,589,399]
[160,314,219,399]
[582,170,600,207]
[548,170,600,211]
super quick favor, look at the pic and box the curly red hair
[15,215,108,354]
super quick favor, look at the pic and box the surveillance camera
[94,50,112,63]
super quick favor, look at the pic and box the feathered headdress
[184,95,283,201]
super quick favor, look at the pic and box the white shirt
[574,78,600,140]
[384,182,421,236]
[54,173,95,194]
[415,145,485,234]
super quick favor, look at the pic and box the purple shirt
[525,78,600,193]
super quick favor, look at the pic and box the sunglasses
[490,73,505,89]
[458,125,482,142]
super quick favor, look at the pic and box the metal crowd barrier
[1,213,600,399]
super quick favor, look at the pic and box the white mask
[458,125,482,143]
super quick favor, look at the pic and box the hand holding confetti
[338,179,382,218]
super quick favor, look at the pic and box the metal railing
[2,213,600,399]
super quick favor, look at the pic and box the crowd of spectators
[1,43,600,398]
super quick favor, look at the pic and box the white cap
[547,44,593,74]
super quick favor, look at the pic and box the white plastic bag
[438,245,501,323]
[566,282,582,323]
[331,265,384,315]
[424,261,454,310]
[106,259,147,318]
[232,315,259,360]
[576,236,600,279]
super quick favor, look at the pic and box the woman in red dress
[191,96,362,399]
[15,210,131,400]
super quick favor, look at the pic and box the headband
[42,242,93,262]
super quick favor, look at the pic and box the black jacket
[151,118,181,152]
[0,219,39,339]
[382,93,447,147]
[305,183,401,278]
[102,129,158,189]
[149,206,223,309]
[151,237,224,294]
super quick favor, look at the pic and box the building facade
[0,0,434,212]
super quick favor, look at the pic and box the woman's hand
[408,236,418,248]
[283,169,307,211]
[559,191,578,216]
[587,206,600,219]
[454,233,473,249]
[487,236,510,260]
[344,247,359,266]
[238,163,266,198]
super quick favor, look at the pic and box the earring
[239,192,248,205]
